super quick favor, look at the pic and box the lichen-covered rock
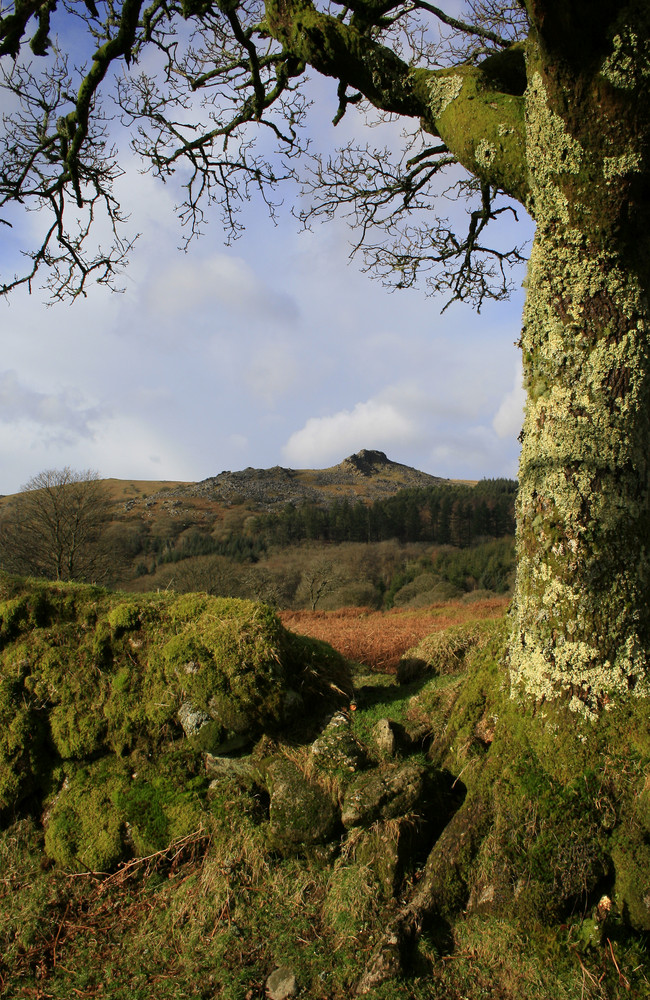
[178,701,211,737]
[267,758,339,849]
[265,966,297,1000]
[342,762,442,829]
[371,718,398,757]
[310,711,368,775]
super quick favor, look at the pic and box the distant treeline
[155,529,265,565]
[251,479,516,549]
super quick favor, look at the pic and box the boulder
[310,711,368,774]
[267,759,339,849]
[342,762,432,828]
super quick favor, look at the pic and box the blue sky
[0,15,534,495]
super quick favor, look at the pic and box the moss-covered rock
[44,758,131,871]
[267,758,340,850]
[341,761,447,829]
[43,748,214,871]
[2,604,650,999]
[310,711,369,777]
[0,575,353,871]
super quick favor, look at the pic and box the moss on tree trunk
[508,29,650,713]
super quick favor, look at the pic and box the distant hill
[0,453,516,601]
[0,452,459,515]
[156,449,450,511]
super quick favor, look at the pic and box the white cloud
[0,370,104,441]
[493,366,525,439]
[282,395,419,467]
[146,253,299,326]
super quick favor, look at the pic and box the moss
[42,748,212,870]
[0,595,30,641]
[402,616,650,937]
[116,749,210,856]
[2,607,650,997]
[0,578,352,820]
[50,692,107,759]
[488,765,610,924]
[611,834,650,931]
[418,63,528,203]
[44,758,131,871]
[107,602,140,634]
[409,619,508,776]
[509,53,650,712]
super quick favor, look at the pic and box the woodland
[0,469,518,608]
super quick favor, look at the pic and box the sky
[0,14,534,496]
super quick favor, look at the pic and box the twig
[607,938,630,990]
[52,901,70,968]
[570,946,599,989]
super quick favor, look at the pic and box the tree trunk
[509,45,650,713]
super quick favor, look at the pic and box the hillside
[0,455,516,605]
[111,450,452,516]
[0,451,453,534]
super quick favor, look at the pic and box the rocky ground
[147,450,449,511]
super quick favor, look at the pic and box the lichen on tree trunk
[508,44,650,714]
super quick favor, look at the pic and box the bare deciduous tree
[0,467,113,582]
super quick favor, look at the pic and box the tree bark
[508,13,650,713]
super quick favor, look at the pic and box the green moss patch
[0,575,352,843]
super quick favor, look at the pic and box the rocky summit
[155,450,447,511]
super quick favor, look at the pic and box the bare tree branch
[0,0,530,300]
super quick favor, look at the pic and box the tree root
[356,794,492,994]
